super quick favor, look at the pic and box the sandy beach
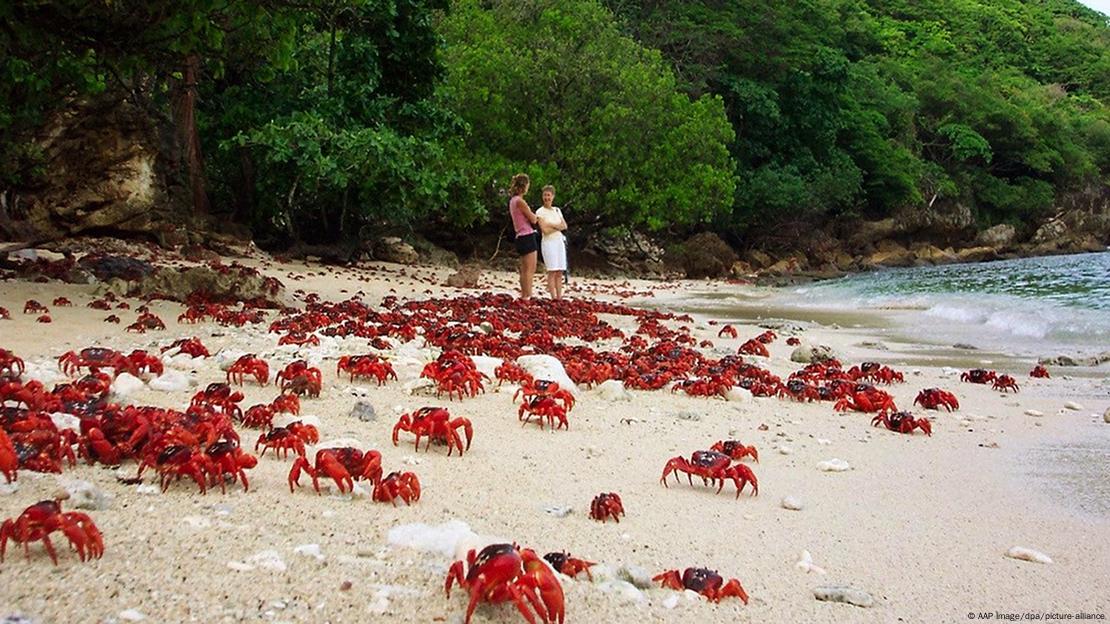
[1,248,1108,624]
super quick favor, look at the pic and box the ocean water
[784,251,1110,356]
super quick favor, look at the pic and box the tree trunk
[172,54,211,216]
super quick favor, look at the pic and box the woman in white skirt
[535,185,568,299]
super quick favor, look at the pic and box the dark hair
[509,173,530,196]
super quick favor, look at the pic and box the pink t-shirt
[509,196,534,237]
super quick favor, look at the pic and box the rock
[409,236,459,267]
[952,343,979,350]
[293,543,325,562]
[245,550,287,572]
[118,609,145,622]
[1006,546,1052,564]
[861,240,915,267]
[765,255,806,275]
[955,246,999,263]
[911,243,959,265]
[373,237,419,265]
[781,496,804,511]
[729,260,753,278]
[673,411,701,422]
[101,263,291,307]
[1031,217,1069,245]
[516,355,578,395]
[617,564,654,589]
[976,224,1017,248]
[444,264,482,288]
[744,249,774,270]
[59,479,112,511]
[847,218,898,248]
[796,550,826,574]
[543,505,573,518]
[135,484,160,495]
[403,377,437,396]
[817,458,851,472]
[1039,351,1110,367]
[584,229,666,275]
[350,401,377,422]
[1104,407,1110,424]
[725,387,751,402]
[1024,409,1044,417]
[387,520,479,558]
[148,370,191,393]
[594,380,631,402]
[662,595,681,609]
[791,344,838,364]
[680,233,739,279]
[49,412,80,431]
[1064,401,1083,411]
[855,341,888,351]
[813,586,874,607]
[469,355,502,380]
[595,580,646,604]
[777,445,794,455]
[110,373,145,399]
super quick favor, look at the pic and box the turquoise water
[787,251,1110,354]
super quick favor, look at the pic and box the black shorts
[515,232,539,256]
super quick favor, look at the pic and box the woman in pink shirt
[508,173,539,300]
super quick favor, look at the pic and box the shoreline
[0,249,1107,623]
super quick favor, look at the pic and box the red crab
[288,447,383,494]
[514,379,575,411]
[778,378,819,402]
[671,375,732,399]
[0,429,18,483]
[992,375,1019,393]
[58,347,134,378]
[137,445,212,493]
[872,411,932,436]
[392,407,473,457]
[336,355,396,385]
[104,315,120,324]
[23,300,47,315]
[161,337,210,359]
[709,440,759,463]
[226,354,269,386]
[372,471,421,506]
[0,499,104,565]
[36,314,51,323]
[278,331,320,347]
[786,337,801,346]
[834,385,897,414]
[241,403,279,429]
[0,307,10,319]
[276,360,322,398]
[204,441,258,492]
[446,543,565,624]
[125,312,165,333]
[653,567,748,604]
[190,383,244,420]
[421,351,487,400]
[738,339,769,357]
[518,396,568,431]
[961,369,997,384]
[270,393,301,415]
[0,348,25,379]
[544,551,596,580]
[255,423,318,458]
[914,388,959,412]
[52,297,73,307]
[1029,365,1050,379]
[126,350,164,377]
[660,450,758,498]
[589,492,625,523]
[755,330,777,344]
[717,325,737,339]
[495,361,533,387]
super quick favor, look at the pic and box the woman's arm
[556,209,568,231]
[519,199,539,225]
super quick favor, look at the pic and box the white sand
[1,252,1108,624]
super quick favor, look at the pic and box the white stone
[594,380,632,402]
[215,349,248,371]
[136,484,160,495]
[662,595,680,609]
[246,550,287,572]
[60,479,112,510]
[118,609,145,621]
[387,520,479,558]
[543,505,572,518]
[813,586,873,607]
[817,438,831,445]
[796,550,826,574]
[149,370,191,393]
[469,356,502,380]
[1103,407,1110,424]
[725,387,752,402]
[1024,409,1045,417]
[1064,401,1083,411]
[781,496,803,511]
[617,564,654,589]
[1006,546,1052,564]
[595,580,646,604]
[817,458,851,472]
[515,354,579,395]
[293,543,325,561]
[777,445,793,455]
[111,372,146,398]
[403,377,436,396]
[49,412,81,431]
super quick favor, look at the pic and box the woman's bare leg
[520,252,537,299]
[554,273,564,299]
[546,272,559,298]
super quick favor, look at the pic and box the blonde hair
[509,173,530,196]
[542,185,555,194]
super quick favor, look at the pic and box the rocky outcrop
[444,264,482,288]
[976,224,1017,248]
[680,232,738,279]
[100,262,293,307]
[861,240,915,268]
[373,237,419,265]
[582,229,665,275]
[1,95,186,243]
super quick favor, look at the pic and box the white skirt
[541,235,567,271]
